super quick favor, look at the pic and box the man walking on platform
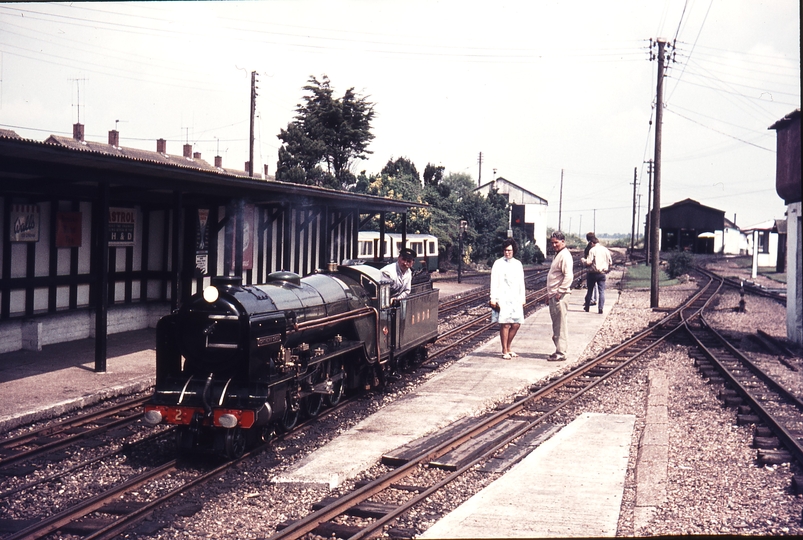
[584,232,598,306]
[546,231,573,361]
[582,236,613,314]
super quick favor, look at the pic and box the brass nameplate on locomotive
[257,334,282,347]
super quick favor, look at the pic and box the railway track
[0,398,356,540]
[266,272,724,540]
[682,315,803,467]
[0,396,148,468]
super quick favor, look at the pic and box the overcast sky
[0,1,799,234]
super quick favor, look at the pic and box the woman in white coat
[489,239,526,359]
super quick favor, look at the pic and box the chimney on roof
[264,164,269,177]
[245,161,250,173]
[157,138,167,154]
[73,123,85,142]
[215,156,222,168]
[193,151,201,159]
[183,144,192,158]
[108,130,119,147]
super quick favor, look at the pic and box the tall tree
[423,163,445,188]
[381,157,420,184]
[276,75,375,190]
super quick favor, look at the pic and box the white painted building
[474,177,548,253]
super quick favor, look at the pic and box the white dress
[490,256,525,324]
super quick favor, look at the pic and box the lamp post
[458,220,468,283]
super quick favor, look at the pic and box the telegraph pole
[636,193,642,247]
[644,159,653,264]
[650,39,668,308]
[630,167,638,258]
[558,169,564,232]
[477,152,483,187]
[249,71,257,177]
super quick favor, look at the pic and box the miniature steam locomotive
[143,263,438,459]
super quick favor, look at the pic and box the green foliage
[381,157,420,184]
[276,75,375,190]
[513,229,545,265]
[423,163,445,188]
[665,250,695,278]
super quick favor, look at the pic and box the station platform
[273,288,623,484]
[272,284,636,537]
[420,412,635,538]
[0,329,157,433]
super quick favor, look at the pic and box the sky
[0,1,799,235]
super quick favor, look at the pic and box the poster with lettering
[229,204,254,271]
[108,207,136,246]
[195,208,210,275]
[55,211,82,248]
[10,204,40,242]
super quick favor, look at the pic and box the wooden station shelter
[0,126,421,369]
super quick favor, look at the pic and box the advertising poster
[10,204,40,242]
[196,208,210,275]
[55,211,83,248]
[108,207,136,246]
[229,204,254,271]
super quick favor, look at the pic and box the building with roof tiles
[0,124,422,364]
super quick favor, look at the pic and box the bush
[666,250,694,278]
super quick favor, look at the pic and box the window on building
[758,230,770,254]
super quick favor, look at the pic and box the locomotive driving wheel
[302,369,325,418]
[223,428,247,460]
[303,392,323,418]
[279,399,300,432]
[324,368,345,407]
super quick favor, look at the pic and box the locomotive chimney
[211,275,242,288]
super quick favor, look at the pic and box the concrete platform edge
[0,376,154,433]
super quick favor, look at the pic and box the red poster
[56,212,82,247]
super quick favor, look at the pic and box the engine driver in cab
[381,247,416,303]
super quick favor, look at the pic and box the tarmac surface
[0,275,664,538]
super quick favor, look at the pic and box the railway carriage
[143,263,438,459]
[357,231,439,272]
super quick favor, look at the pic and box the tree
[276,75,375,190]
[381,157,420,184]
[423,163,445,188]
[457,186,509,265]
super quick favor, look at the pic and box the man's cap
[399,248,416,260]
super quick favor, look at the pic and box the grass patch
[622,264,679,289]
[758,269,786,284]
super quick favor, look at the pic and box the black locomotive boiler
[143,263,438,458]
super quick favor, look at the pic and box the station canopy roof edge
[0,134,422,214]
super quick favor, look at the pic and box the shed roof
[661,198,724,215]
[475,177,547,205]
